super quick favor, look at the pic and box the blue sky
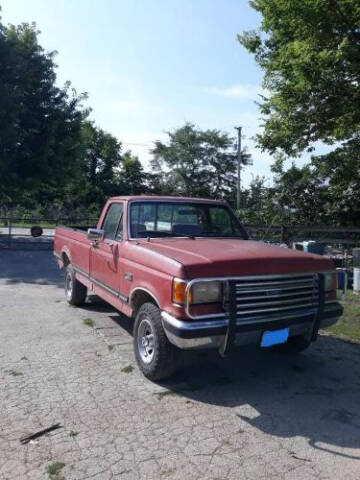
[2,0,276,185]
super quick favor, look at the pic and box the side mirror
[87,228,104,241]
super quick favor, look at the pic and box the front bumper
[161,302,343,349]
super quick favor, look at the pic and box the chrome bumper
[161,302,343,350]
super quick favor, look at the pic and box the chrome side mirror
[87,228,104,241]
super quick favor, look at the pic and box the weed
[83,318,94,327]
[46,461,65,478]
[121,365,134,373]
[6,369,23,377]
[108,344,115,351]
[69,430,79,438]
[156,390,179,400]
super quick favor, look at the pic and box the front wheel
[271,334,312,354]
[65,264,87,306]
[133,303,177,380]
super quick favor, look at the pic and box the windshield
[129,201,248,239]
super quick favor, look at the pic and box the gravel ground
[1,250,360,480]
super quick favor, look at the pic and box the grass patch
[10,222,57,228]
[6,369,23,376]
[46,461,65,478]
[326,291,360,342]
[83,318,94,328]
[121,365,134,373]
[69,430,79,437]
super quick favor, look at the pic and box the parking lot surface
[1,250,360,480]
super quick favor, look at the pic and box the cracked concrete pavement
[0,250,360,480]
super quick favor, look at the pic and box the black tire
[133,302,177,381]
[271,334,312,354]
[30,225,43,237]
[65,264,87,306]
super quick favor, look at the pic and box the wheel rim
[137,318,155,364]
[65,272,73,300]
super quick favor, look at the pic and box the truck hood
[137,238,333,277]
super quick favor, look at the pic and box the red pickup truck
[54,196,342,380]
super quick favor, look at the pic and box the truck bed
[54,225,93,274]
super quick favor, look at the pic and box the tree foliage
[0,20,88,206]
[151,123,241,201]
[241,176,277,225]
[238,0,360,226]
[0,14,139,218]
[239,0,360,156]
[116,151,147,195]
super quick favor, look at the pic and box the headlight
[324,272,337,291]
[191,281,222,304]
[172,279,222,305]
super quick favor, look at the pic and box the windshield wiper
[137,230,196,239]
[198,233,244,238]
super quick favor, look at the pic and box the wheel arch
[129,287,161,317]
[61,248,71,267]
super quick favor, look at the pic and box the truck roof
[108,195,227,204]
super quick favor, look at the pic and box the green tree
[239,0,360,156]
[310,141,360,225]
[80,121,122,195]
[151,123,241,201]
[0,18,88,206]
[116,151,146,195]
[270,156,329,225]
[241,175,277,225]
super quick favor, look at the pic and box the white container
[354,267,360,294]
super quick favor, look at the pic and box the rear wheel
[65,264,87,306]
[133,302,177,380]
[271,334,312,354]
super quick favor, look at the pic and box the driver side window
[102,203,123,240]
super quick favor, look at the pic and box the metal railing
[1,216,360,252]
[0,216,97,250]
[245,224,360,246]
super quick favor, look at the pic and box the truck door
[90,202,126,302]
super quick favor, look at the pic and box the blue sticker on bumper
[261,328,289,347]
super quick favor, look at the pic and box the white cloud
[203,84,266,100]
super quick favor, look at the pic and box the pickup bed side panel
[54,227,91,276]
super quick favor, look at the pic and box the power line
[122,142,153,147]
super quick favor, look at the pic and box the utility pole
[234,126,242,211]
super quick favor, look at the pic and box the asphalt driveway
[0,250,360,479]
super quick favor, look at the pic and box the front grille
[227,273,319,323]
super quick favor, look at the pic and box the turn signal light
[172,278,193,305]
